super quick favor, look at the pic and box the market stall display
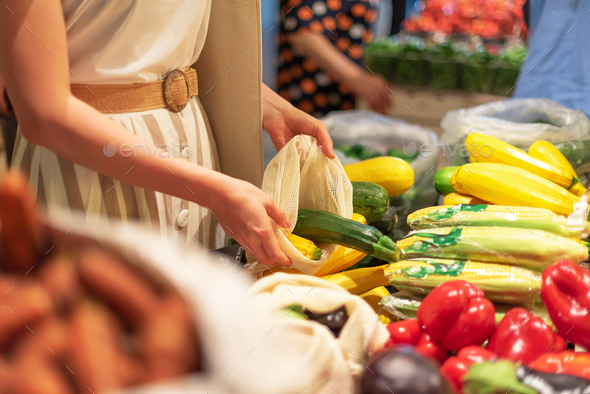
[402,0,528,40]
[254,113,590,393]
[365,37,527,94]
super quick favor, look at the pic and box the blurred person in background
[514,0,590,116]
[278,0,392,118]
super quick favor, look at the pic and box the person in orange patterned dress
[278,0,392,118]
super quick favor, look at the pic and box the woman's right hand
[208,177,292,268]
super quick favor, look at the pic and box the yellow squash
[344,156,414,197]
[466,133,578,189]
[451,162,579,216]
[320,265,389,295]
[359,286,396,324]
[528,140,587,197]
[287,234,322,260]
[443,192,490,205]
[263,213,368,277]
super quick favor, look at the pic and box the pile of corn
[385,204,589,305]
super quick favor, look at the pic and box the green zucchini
[292,208,401,263]
[352,181,390,222]
[434,166,459,196]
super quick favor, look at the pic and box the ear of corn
[451,162,579,216]
[359,286,396,324]
[320,265,389,295]
[287,234,322,260]
[528,140,588,197]
[381,292,554,326]
[466,133,578,189]
[407,204,590,238]
[384,258,541,304]
[443,192,490,205]
[397,226,588,269]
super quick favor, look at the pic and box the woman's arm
[0,0,292,267]
[289,32,392,114]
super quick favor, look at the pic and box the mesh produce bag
[245,135,353,274]
[248,273,390,387]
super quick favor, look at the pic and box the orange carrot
[0,171,46,273]
[77,250,159,327]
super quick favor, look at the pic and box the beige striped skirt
[12,96,220,250]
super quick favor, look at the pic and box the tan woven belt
[70,68,198,114]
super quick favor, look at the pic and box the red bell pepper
[415,332,448,365]
[486,307,564,365]
[529,351,590,380]
[440,346,496,393]
[417,280,495,351]
[541,259,590,348]
[385,319,422,346]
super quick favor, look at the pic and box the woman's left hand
[262,85,334,159]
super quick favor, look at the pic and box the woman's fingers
[264,199,291,229]
[261,230,291,267]
[247,241,272,266]
[309,118,333,156]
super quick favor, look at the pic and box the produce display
[402,0,528,40]
[0,172,200,394]
[365,36,527,94]
[262,124,590,393]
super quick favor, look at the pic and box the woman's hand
[207,175,292,267]
[262,84,335,159]
[347,72,392,114]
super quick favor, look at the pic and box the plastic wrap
[408,204,590,238]
[397,226,589,269]
[384,258,541,304]
[440,99,590,187]
[380,292,554,326]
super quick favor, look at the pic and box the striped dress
[9,0,225,250]
[13,96,220,249]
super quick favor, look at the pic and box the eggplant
[361,348,454,394]
[517,366,590,394]
[303,306,348,337]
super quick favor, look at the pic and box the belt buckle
[164,69,190,113]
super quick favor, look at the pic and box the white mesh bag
[248,273,390,388]
[245,135,353,274]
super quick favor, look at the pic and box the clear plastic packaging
[397,226,589,269]
[380,292,554,326]
[440,98,590,186]
[384,258,541,304]
[408,204,590,238]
